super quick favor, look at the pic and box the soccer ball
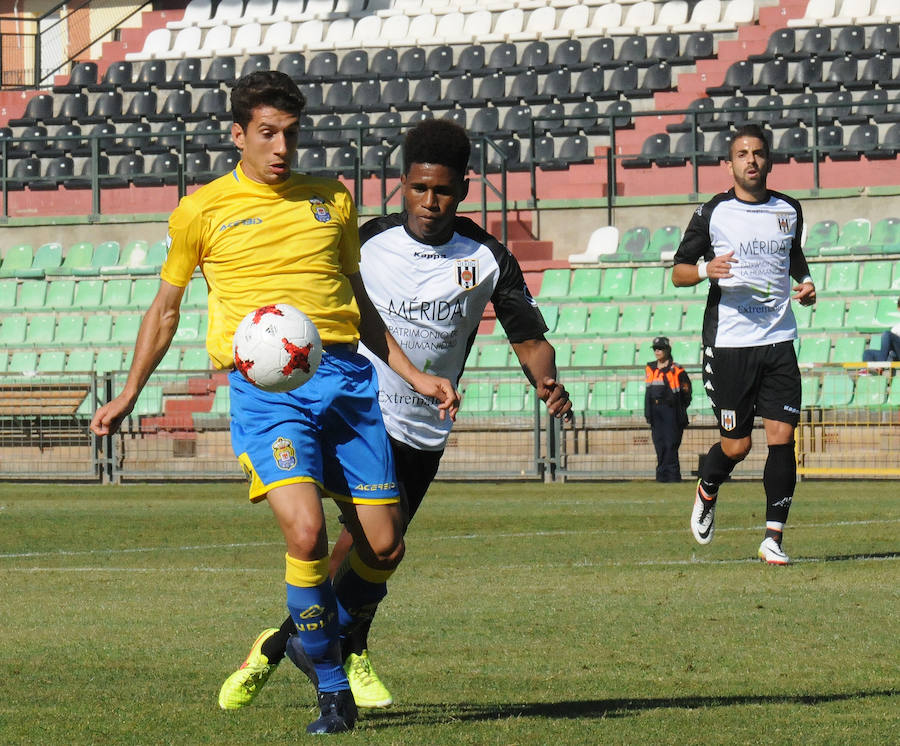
[232,304,323,393]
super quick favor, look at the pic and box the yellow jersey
[161,163,361,368]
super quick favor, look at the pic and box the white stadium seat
[199,24,234,56]
[434,11,466,43]
[168,0,213,30]
[221,22,262,55]
[307,16,354,50]
[124,27,171,61]
[673,0,722,31]
[575,3,623,37]
[409,13,439,44]
[481,7,524,43]
[787,0,838,26]
[509,6,558,41]
[824,0,872,24]
[199,0,244,28]
[705,0,756,30]
[645,0,689,32]
[248,20,293,54]
[569,226,620,264]
[613,1,657,35]
[157,25,201,60]
[543,4,591,40]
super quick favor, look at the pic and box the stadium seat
[859,260,895,294]
[586,305,619,336]
[65,348,95,373]
[94,348,124,374]
[0,315,27,345]
[632,267,666,298]
[832,336,866,362]
[801,374,820,407]
[590,379,623,415]
[184,277,208,308]
[73,279,104,308]
[852,374,888,408]
[600,268,633,299]
[794,303,813,330]
[0,244,35,277]
[568,268,602,299]
[569,226,619,264]
[648,226,681,260]
[537,269,571,299]
[45,279,76,309]
[604,341,636,367]
[818,373,854,407]
[845,299,877,330]
[810,299,845,329]
[8,351,39,374]
[651,303,684,334]
[671,339,700,365]
[82,314,113,344]
[494,381,529,414]
[20,279,48,308]
[825,261,859,292]
[54,315,84,345]
[458,381,494,414]
[797,335,831,364]
[804,220,839,255]
[102,278,132,308]
[619,305,651,334]
[110,313,142,345]
[555,306,589,337]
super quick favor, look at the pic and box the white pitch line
[0,518,898,560]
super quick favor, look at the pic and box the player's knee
[721,437,751,461]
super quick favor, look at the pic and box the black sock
[764,442,796,525]
[261,614,296,664]
[699,442,740,498]
[764,527,783,546]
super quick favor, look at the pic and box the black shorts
[702,341,801,439]
[390,437,444,529]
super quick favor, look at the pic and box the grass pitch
[0,480,897,745]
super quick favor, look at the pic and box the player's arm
[90,280,185,436]
[510,338,572,420]
[349,272,459,421]
[788,223,816,306]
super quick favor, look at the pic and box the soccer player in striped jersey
[672,124,817,565]
[91,72,459,735]
[219,119,572,711]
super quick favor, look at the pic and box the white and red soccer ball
[232,304,322,392]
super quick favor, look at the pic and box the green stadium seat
[819,218,869,256]
[133,384,164,416]
[867,217,900,253]
[852,374,887,408]
[174,311,203,342]
[539,303,559,334]
[0,278,17,309]
[648,225,681,259]
[604,340,635,366]
[671,339,700,365]
[682,302,705,332]
[874,297,900,327]
[0,351,7,372]
[32,242,63,274]
[888,376,900,407]
[619,304,651,334]
[808,262,827,289]
[45,279,76,309]
[73,279,104,308]
[801,375,820,407]
[0,315,27,345]
[157,347,182,371]
[495,381,529,413]
[25,316,56,346]
[554,305,588,337]
[110,313,142,345]
[19,279,47,309]
[589,380,622,414]
[810,299,845,330]
[599,267,633,299]
[622,379,645,413]
[859,260,895,294]
[818,374,853,407]
[632,266,666,298]
[104,241,155,275]
[537,269,571,299]
[586,304,619,336]
[636,339,654,363]
[65,348,95,373]
[180,347,211,370]
[667,267,697,298]
[94,348,124,374]
[8,351,38,373]
[48,241,93,276]
[793,302,813,330]
[146,241,167,267]
[54,315,84,345]
[210,385,230,413]
[831,336,865,363]
[37,349,66,373]
[803,220,838,256]
[845,299,877,331]
[131,277,159,308]
[82,314,113,344]
[460,381,494,413]
[571,342,603,369]
[797,336,830,364]
[94,241,123,275]
[616,226,651,261]
[184,277,208,308]
[102,278,133,308]
[477,342,510,368]
[554,341,572,368]
[568,268,602,299]
[565,380,590,411]
[651,302,682,334]
[825,262,858,293]
[0,244,36,278]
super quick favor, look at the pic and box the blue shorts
[229,346,399,505]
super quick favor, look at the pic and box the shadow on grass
[363,689,896,725]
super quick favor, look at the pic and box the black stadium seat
[308,52,338,81]
[45,92,89,126]
[521,41,551,72]
[453,45,486,76]
[338,50,368,80]
[552,39,582,69]
[674,32,714,64]
[775,127,810,163]
[122,60,165,91]
[113,91,157,123]
[398,48,427,79]
[159,58,201,90]
[192,89,228,121]
[240,54,270,79]
[624,133,669,169]
[668,97,716,133]
[618,35,649,66]
[749,28,798,63]
[53,61,98,93]
[424,46,452,77]
[277,53,305,81]
[586,38,615,67]
[89,61,133,92]
[8,93,53,127]
[707,60,753,96]
[829,25,865,59]
[148,90,192,122]
[195,57,235,88]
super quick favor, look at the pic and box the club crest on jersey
[720,409,736,431]
[272,436,297,470]
[776,212,792,233]
[309,197,331,223]
[456,258,479,289]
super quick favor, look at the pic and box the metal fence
[1,365,897,483]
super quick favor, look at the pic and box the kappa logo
[705,346,714,358]
[705,362,714,374]
[272,436,297,471]
[720,409,736,431]
[309,196,331,223]
[704,380,714,390]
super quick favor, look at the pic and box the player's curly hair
[403,119,470,179]
[730,123,771,161]
[231,71,306,129]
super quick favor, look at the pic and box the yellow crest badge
[272,436,297,470]
[310,196,331,223]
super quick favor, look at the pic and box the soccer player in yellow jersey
[90,71,459,735]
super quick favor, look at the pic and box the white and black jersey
[674,188,805,348]
[358,213,547,451]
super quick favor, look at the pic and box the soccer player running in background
[90,71,459,735]
[218,119,573,711]
[671,123,816,565]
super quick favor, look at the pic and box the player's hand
[538,377,574,422]
[89,394,135,437]
[707,251,736,279]
[792,280,816,306]
[411,373,460,422]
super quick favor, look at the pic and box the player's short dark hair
[231,71,306,130]
[729,124,771,161]
[403,119,470,180]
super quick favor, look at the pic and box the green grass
[0,481,897,745]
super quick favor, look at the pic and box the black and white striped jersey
[674,188,805,348]
[358,213,547,450]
